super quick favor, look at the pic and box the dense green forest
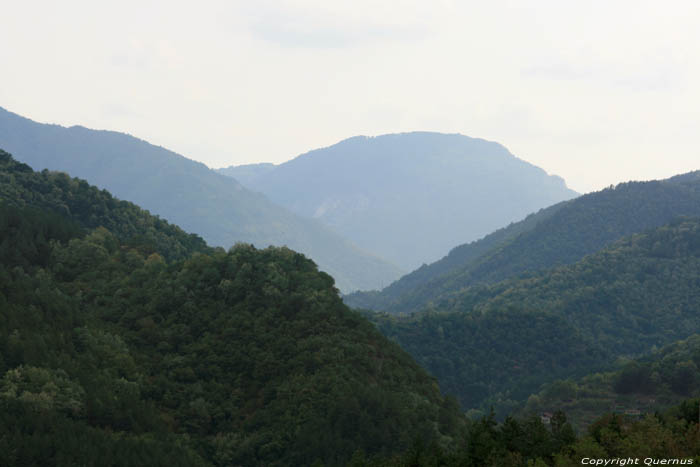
[0,150,210,262]
[346,172,700,314]
[366,217,700,415]
[365,400,699,466]
[522,334,700,431]
[0,107,402,292]
[2,148,699,464]
[0,151,464,465]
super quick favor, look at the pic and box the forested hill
[368,217,700,415]
[347,172,700,313]
[344,201,567,311]
[0,107,402,292]
[0,151,464,466]
[523,333,700,431]
[219,132,577,271]
[0,149,209,262]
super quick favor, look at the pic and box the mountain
[218,132,578,271]
[347,172,700,313]
[345,201,567,311]
[0,107,401,293]
[522,334,700,431]
[0,150,211,263]
[218,162,276,186]
[0,151,464,466]
[367,217,700,415]
[2,149,698,465]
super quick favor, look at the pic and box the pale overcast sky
[2,0,699,193]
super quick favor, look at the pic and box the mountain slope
[348,172,700,313]
[0,149,210,262]
[218,162,275,186]
[368,217,700,414]
[345,201,567,311]
[522,333,700,431]
[219,132,577,271]
[0,151,464,466]
[0,107,401,292]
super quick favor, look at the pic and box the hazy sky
[2,0,699,193]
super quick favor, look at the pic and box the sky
[2,0,699,194]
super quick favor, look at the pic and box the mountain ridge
[0,149,465,465]
[347,171,700,312]
[0,106,402,292]
[219,131,578,271]
[367,215,700,414]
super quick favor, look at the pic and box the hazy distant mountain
[218,162,275,186]
[0,107,402,292]
[346,172,700,313]
[218,132,578,271]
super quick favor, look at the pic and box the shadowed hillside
[0,150,464,466]
[367,217,700,415]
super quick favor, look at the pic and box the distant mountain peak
[219,131,577,271]
[0,106,403,292]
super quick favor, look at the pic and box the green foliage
[345,201,567,311]
[348,174,700,314]
[0,366,85,415]
[365,218,700,414]
[0,149,210,262]
[523,334,700,431]
[366,400,699,466]
[0,398,207,467]
[561,404,700,460]
[0,109,403,292]
[0,151,465,465]
[369,308,607,414]
[3,147,699,464]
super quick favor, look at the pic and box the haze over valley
[3,105,700,464]
[3,2,700,465]
[219,132,577,271]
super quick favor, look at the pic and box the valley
[1,113,699,465]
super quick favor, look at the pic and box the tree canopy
[0,150,464,465]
